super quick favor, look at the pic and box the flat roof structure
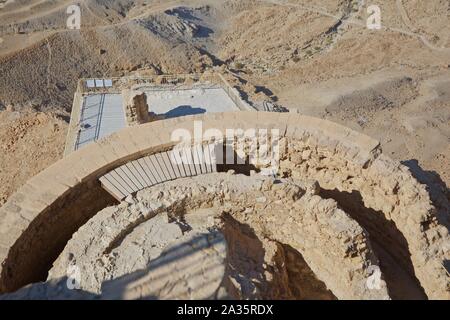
[65,73,255,156]
[143,87,240,118]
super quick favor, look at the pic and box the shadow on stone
[0,277,98,300]
[156,105,206,119]
[101,231,226,300]
[280,244,336,300]
[320,188,427,300]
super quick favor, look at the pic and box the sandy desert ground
[0,0,448,207]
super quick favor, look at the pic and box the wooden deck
[99,144,218,201]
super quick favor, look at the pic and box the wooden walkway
[99,144,218,200]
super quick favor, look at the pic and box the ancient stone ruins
[0,74,448,300]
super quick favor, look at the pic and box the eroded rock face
[0,113,447,300]
[1,230,227,300]
[46,173,389,300]
[277,138,449,299]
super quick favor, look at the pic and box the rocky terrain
[0,109,67,205]
[0,0,448,300]
[0,0,448,204]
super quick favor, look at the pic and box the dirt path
[263,0,450,53]
[45,38,52,92]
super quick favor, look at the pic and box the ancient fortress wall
[0,112,448,299]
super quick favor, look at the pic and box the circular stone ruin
[0,112,448,300]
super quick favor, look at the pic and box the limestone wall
[46,174,389,299]
[278,139,448,299]
[0,112,447,299]
[122,90,151,126]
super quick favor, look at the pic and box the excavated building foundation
[0,112,448,299]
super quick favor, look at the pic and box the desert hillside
[0,0,448,203]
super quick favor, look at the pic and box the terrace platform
[65,73,254,155]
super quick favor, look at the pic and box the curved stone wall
[0,112,448,299]
[47,174,388,299]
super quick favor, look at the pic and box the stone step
[99,176,126,201]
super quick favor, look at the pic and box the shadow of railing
[1,232,227,300]
[100,231,227,300]
[0,277,97,300]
